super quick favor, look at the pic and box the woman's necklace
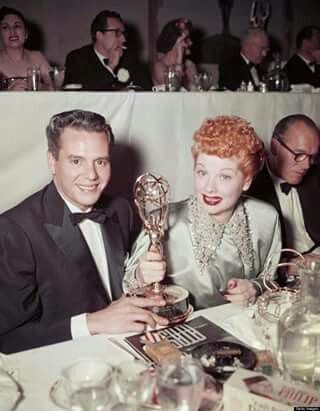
[189,196,255,274]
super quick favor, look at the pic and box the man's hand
[87,294,169,335]
[223,278,257,307]
[135,251,166,285]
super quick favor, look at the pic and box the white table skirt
[1,91,320,212]
[3,303,261,410]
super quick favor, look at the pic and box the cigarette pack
[224,369,320,411]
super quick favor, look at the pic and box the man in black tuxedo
[0,110,167,354]
[284,26,320,88]
[64,10,151,90]
[219,28,269,91]
[249,114,320,256]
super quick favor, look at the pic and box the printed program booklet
[124,315,242,364]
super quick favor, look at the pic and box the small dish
[191,341,257,379]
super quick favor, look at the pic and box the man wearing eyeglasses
[249,114,320,258]
[64,10,151,90]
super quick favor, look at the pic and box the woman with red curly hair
[152,18,198,90]
[125,116,281,309]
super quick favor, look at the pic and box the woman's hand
[135,250,166,285]
[223,278,257,307]
[174,32,188,63]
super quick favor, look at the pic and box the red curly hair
[192,115,265,179]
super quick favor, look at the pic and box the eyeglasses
[277,137,318,163]
[99,28,126,38]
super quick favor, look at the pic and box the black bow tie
[103,58,109,66]
[70,209,110,225]
[248,62,256,69]
[309,62,316,69]
[280,182,292,195]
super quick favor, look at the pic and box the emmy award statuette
[132,173,190,323]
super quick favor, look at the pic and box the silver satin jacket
[124,196,281,309]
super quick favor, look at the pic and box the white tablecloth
[3,303,260,410]
[1,91,320,212]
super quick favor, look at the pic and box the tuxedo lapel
[100,213,125,300]
[43,183,109,303]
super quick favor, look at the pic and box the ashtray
[191,341,257,379]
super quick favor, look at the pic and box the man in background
[219,28,269,90]
[0,109,167,354]
[64,10,151,90]
[249,114,320,258]
[284,26,320,88]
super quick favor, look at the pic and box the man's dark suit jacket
[284,54,320,88]
[64,44,152,90]
[0,182,133,354]
[219,54,262,91]
[248,165,320,250]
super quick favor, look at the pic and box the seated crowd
[0,6,319,91]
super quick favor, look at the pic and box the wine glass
[49,66,65,90]
[199,72,214,91]
[164,66,181,91]
[113,359,155,410]
[62,358,114,411]
[156,356,205,411]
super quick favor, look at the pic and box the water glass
[27,67,41,91]
[113,359,155,410]
[62,358,114,411]
[156,356,205,411]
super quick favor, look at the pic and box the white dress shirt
[241,53,260,87]
[94,48,116,77]
[268,167,318,254]
[60,194,112,339]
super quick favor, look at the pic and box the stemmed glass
[192,73,214,91]
[164,66,181,91]
[49,66,65,90]
[113,359,155,410]
[156,356,205,411]
[62,358,114,411]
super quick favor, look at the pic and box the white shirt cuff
[71,313,91,339]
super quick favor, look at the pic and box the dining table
[2,303,264,410]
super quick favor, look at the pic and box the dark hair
[157,18,192,54]
[296,25,320,49]
[46,110,114,159]
[90,10,123,43]
[272,114,319,140]
[0,6,27,26]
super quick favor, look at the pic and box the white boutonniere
[117,68,130,83]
